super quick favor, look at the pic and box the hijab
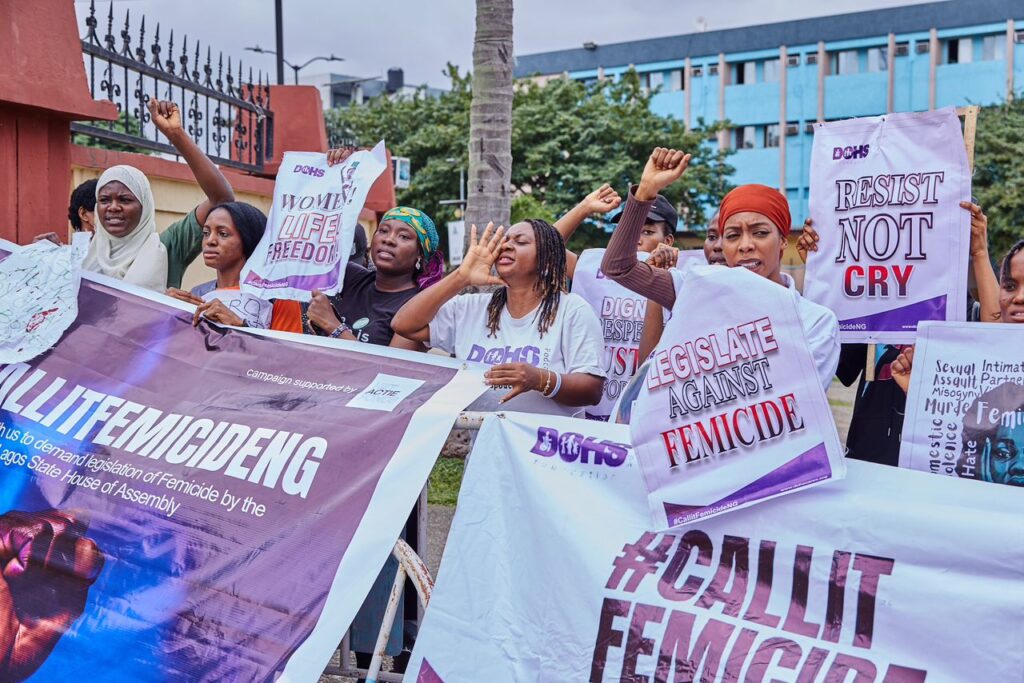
[83,165,168,291]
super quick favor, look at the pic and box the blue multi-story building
[514,0,1024,225]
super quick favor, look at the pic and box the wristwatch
[329,322,351,339]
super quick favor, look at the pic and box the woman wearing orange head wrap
[602,147,839,390]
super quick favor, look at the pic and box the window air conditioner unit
[915,42,930,54]
[786,54,800,67]
[691,66,704,77]
[805,53,818,65]
[1016,30,1024,43]
[785,123,800,136]
[805,122,816,134]
[709,64,719,76]
[895,42,910,56]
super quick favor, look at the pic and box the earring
[416,259,422,269]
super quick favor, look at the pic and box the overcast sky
[75,0,936,89]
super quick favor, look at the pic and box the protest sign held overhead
[409,412,1024,683]
[899,321,1024,487]
[804,108,971,343]
[0,245,484,682]
[241,142,387,302]
[630,264,844,529]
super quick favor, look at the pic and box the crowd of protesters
[43,101,1024,470]
[23,97,1023,676]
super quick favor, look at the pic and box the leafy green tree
[973,96,1024,257]
[326,67,733,256]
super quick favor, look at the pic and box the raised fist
[148,99,182,136]
[0,510,104,681]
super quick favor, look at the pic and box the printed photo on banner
[0,252,483,682]
[408,412,1024,683]
[899,320,1024,487]
[630,265,845,529]
[241,141,387,301]
[804,108,971,343]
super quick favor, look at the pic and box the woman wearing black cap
[165,202,300,331]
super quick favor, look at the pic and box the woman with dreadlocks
[391,220,606,415]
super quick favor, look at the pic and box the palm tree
[465,0,513,236]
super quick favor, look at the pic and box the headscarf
[380,206,445,289]
[83,165,168,291]
[209,202,267,259]
[718,184,793,237]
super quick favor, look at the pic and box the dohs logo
[832,145,870,160]
[468,344,541,366]
[529,426,629,467]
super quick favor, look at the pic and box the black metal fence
[70,0,274,174]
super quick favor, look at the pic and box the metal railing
[71,0,274,173]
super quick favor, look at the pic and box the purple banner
[0,265,475,682]
[838,294,947,334]
[242,268,340,292]
[663,441,832,526]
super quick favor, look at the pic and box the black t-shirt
[302,263,418,346]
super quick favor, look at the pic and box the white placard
[804,108,970,343]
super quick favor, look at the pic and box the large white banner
[899,321,1024,487]
[804,108,970,343]
[631,265,844,529]
[409,412,1024,683]
[241,142,387,301]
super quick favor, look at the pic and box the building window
[762,59,781,83]
[945,37,974,64]
[691,66,704,77]
[645,71,664,91]
[709,64,719,76]
[669,69,684,91]
[982,35,1006,61]
[733,61,757,84]
[866,47,888,72]
[830,50,860,75]
[806,53,818,65]
[764,124,781,148]
[894,42,910,57]
[734,126,756,149]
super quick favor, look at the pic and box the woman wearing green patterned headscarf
[294,202,445,349]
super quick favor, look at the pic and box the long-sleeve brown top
[600,189,677,309]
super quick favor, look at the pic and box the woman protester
[38,100,234,291]
[164,202,299,331]
[602,147,840,390]
[391,220,606,416]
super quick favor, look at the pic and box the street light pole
[245,47,344,86]
[274,0,284,85]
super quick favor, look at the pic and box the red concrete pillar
[0,0,116,243]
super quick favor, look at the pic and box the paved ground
[320,380,857,681]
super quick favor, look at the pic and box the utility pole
[274,0,284,85]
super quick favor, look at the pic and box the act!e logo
[529,426,629,467]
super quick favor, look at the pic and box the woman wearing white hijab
[57,100,235,291]
[84,165,168,290]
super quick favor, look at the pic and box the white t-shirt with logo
[428,292,607,416]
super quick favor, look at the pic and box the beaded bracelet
[541,369,552,395]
